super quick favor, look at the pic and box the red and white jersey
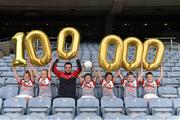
[81,80,95,89]
[142,79,160,95]
[19,79,34,87]
[102,80,115,97]
[38,77,51,86]
[81,80,95,97]
[19,79,35,96]
[102,80,114,88]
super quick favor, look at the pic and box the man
[52,54,82,99]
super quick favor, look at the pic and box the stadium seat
[149,98,173,119]
[0,116,11,120]
[43,115,73,120]
[103,115,133,120]
[0,85,18,99]
[124,98,148,118]
[134,115,163,120]
[158,86,178,98]
[11,115,42,120]
[74,114,102,120]
[52,98,75,119]
[172,98,180,115]
[161,78,179,87]
[2,98,26,117]
[166,116,180,120]
[0,78,5,86]
[77,97,99,115]
[101,97,124,119]
[27,98,51,116]
[5,77,18,85]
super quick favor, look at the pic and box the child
[29,59,53,98]
[78,64,97,98]
[119,67,143,99]
[12,65,35,101]
[142,63,163,99]
[98,68,119,98]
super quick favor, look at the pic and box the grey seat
[124,98,148,118]
[52,98,75,119]
[134,115,163,120]
[27,98,51,116]
[166,116,180,120]
[11,115,42,120]
[173,98,180,115]
[42,115,73,120]
[0,85,18,99]
[158,86,178,98]
[101,97,124,119]
[2,98,27,117]
[77,97,99,115]
[149,98,173,119]
[74,114,102,120]
[0,116,11,120]
[104,115,133,120]
[5,78,18,85]
[161,78,179,87]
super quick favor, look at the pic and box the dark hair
[126,71,134,76]
[42,69,48,74]
[145,72,153,78]
[23,70,31,76]
[84,73,92,79]
[105,72,113,78]
[64,62,72,67]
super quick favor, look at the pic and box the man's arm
[72,58,82,77]
[52,59,63,78]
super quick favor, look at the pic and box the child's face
[146,74,153,82]
[41,70,48,80]
[84,75,92,83]
[105,75,113,82]
[24,73,31,81]
[127,75,134,82]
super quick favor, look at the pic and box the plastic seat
[158,86,178,98]
[149,98,173,119]
[77,97,99,115]
[52,98,75,119]
[2,98,26,117]
[0,85,18,99]
[27,98,51,116]
[101,97,124,119]
[134,115,163,120]
[124,98,148,118]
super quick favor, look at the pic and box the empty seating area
[0,42,180,119]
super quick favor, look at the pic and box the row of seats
[0,97,180,119]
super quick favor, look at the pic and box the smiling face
[84,75,92,83]
[105,74,113,82]
[127,74,134,83]
[64,64,72,73]
[23,72,31,81]
[146,74,154,83]
[41,70,48,80]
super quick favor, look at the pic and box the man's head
[145,72,154,82]
[126,71,135,82]
[64,62,72,73]
[84,73,92,83]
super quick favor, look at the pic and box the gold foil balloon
[25,30,52,66]
[99,35,123,71]
[122,37,143,71]
[11,32,27,67]
[142,39,164,70]
[57,27,80,60]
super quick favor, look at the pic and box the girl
[29,59,53,98]
[78,64,97,98]
[12,64,35,101]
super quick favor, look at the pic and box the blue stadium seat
[52,98,75,119]
[74,114,102,120]
[166,116,180,120]
[27,98,51,116]
[77,97,99,115]
[11,115,42,120]
[101,97,124,119]
[0,85,18,99]
[158,86,178,98]
[124,98,148,118]
[161,78,179,87]
[149,98,173,119]
[134,115,163,120]
[103,115,133,120]
[173,98,180,115]
[2,98,26,117]
[0,116,11,120]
